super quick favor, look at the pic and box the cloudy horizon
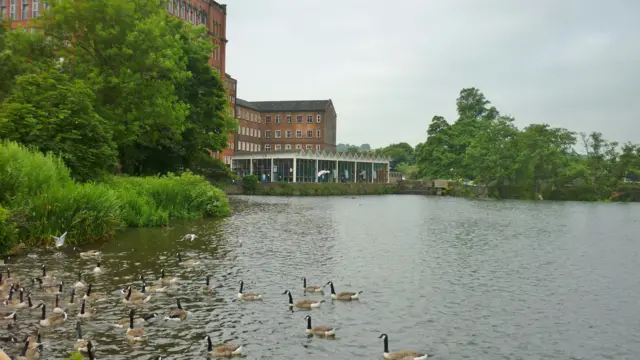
[226,0,639,149]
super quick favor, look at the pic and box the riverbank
[0,141,230,255]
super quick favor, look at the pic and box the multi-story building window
[316,145,321,151]
[10,0,15,20]
[258,144,261,151]
[22,0,29,19]
[275,130,281,138]
[317,114,322,123]
[286,115,291,123]
[265,144,271,152]
[307,115,313,124]
[168,0,173,13]
[285,144,292,150]
[250,128,254,137]
[296,115,302,123]
[275,144,281,151]
[307,130,313,137]
[265,115,271,124]
[295,144,302,150]
[285,130,292,138]
[296,130,302,138]
[250,143,255,152]
[316,130,321,138]
[237,125,240,133]
[265,130,271,138]
[0,3,6,18]
[32,0,39,18]
[257,130,261,138]
[306,144,313,150]
[275,115,281,124]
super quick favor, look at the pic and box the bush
[0,206,17,255]
[242,175,259,195]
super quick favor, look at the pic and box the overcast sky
[226,0,639,149]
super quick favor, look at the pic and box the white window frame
[32,0,39,18]
[275,115,281,124]
[295,144,302,150]
[275,130,281,138]
[306,144,313,150]
[265,144,271,152]
[307,115,313,124]
[285,144,292,150]
[286,115,292,123]
[22,0,29,19]
[10,0,15,20]
[316,130,321,138]
[275,144,282,151]
[285,130,292,138]
[307,130,313,138]
[265,115,271,123]
[316,145,321,151]
[265,130,271,138]
[317,114,322,123]
[296,130,302,138]
[296,115,303,123]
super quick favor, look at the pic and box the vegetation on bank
[0,141,230,255]
[230,176,395,196]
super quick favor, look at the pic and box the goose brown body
[326,281,363,300]
[165,299,188,321]
[303,315,336,337]
[301,277,325,293]
[237,280,262,300]
[38,303,67,327]
[283,290,324,309]
[379,333,428,360]
[126,309,147,341]
[205,335,242,357]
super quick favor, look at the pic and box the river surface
[2,195,640,359]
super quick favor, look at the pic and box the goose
[125,309,147,341]
[378,333,428,360]
[85,341,95,360]
[123,286,151,305]
[326,281,363,300]
[74,273,87,289]
[4,268,19,285]
[303,315,336,337]
[14,339,32,360]
[83,284,106,302]
[283,290,324,309]
[52,295,65,313]
[204,335,242,357]
[0,336,17,344]
[159,269,178,285]
[92,262,102,274]
[32,277,57,290]
[0,312,15,320]
[0,349,11,360]
[26,330,41,351]
[112,312,158,328]
[164,298,187,321]
[4,288,27,309]
[77,300,97,318]
[75,248,102,258]
[202,275,213,294]
[38,303,67,327]
[67,289,78,307]
[44,282,63,295]
[40,265,56,282]
[237,280,262,300]
[177,253,200,267]
[20,294,39,310]
[301,277,325,293]
[74,321,89,353]
[139,276,168,293]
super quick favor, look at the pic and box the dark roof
[238,99,332,112]
[235,98,260,111]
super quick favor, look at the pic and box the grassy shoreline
[0,141,230,255]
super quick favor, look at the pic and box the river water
[3,195,640,359]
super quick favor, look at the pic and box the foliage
[242,175,259,195]
[0,206,17,255]
[254,182,395,196]
[416,87,640,201]
[64,352,84,360]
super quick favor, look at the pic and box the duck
[92,261,102,274]
[236,280,262,300]
[125,309,147,341]
[202,275,213,294]
[77,300,97,319]
[301,277,325,293]
[204,335,242,357]
[83,284,106,302]
[303,315,336,337]
[74,273,87,289]
[159,269,178,285]
[283,290,324,309]
[38,303,67,327]
[112,312,158,328]
[177,253,200,267]
[326,281,363,300]
[164,298,187,321]
[122,286,151,305]
[74,321,89,353]
[378,333,428,360]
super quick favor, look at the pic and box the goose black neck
[126,287,132,300]
[59,283,63,291]
[80,301,86,314]
[239,281,244,293]
[206,276,210,286]
[329,283,336,295]
[86,284,92,295]
[78,272,82,281]
[20,340,28,356]
[88,346,95,360]
[306,316,312,329]
[302,278,307,287]
[70,290,75,303]
[41,305,46,320]
[383,336,389,353]
[42,266,46,277]
[177,299,182,310]
[77,323,83,339]
[28,296,32,307]
[141,283,146,293]
[206,336,213,351]
[287,292,293,305]
[129,311,134,329]
[19,289,23,302]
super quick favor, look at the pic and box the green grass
[0,140,230,253]
[252,182,396,196]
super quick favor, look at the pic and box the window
[306,130,313,137]
[0,4,5,18]
[250,143,255,152]
[237,125,240,133]
[265,115,271,123]
[238,141,243,151]
[285,130,292,138]
[265,130,271,138]
[317,114,322,123]
[231,108,235,118]
[285,144,292,150]
[265,144,271,152]
[258,144,261,151]
[275,144,281,151]
[257,130,261,138]
[275,130,281,138]
[286,115,292,123]
[307,115,313,124]
[10,0,15,20]
[306,144,313,150]
[316,145,321,151]
[22,0,28,19]
[296,130,302,138]
[295,144,302,150]
[258,115,261,123]
[242,127,246,135]
[230,141,234,150]
[275,115,281,124]
[316,130,321,138]
[296,115,303,123]
[32,0,39,17]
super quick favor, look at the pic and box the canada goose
[112,312,157,328]
[52,295,65,313]
[160,269,178,285]
[237,280,262,300]
[38,303,67,327]
[85,341,95,360]
[20,294,38,310]
[74,273,87,289]
[283,290,324,309]
[44,282,63,295]
[67,289,78,307]
[301,277,325,293]
[0,336,17,343]
[74,321,89,353]
[77,300,97,318]
[83,284,106,302]
[204,335,242,357]
[27,330,41,351]
[0,312,15,320]
[326,281,363,300]
[14,339,31,360]
[75,248,102,258]
[378,333,428,360]
[139,276,168,293]
[303,315,336,337]
[125,309,146,341]
[92,262,102,274]
[4,288,27,309]
[32,277,57,289]
[123,286,151,305]
[164,298,187,321]
[202,275,213,294]
[41,265,56,281]
[177,253,200,267]
[0,349,11,360]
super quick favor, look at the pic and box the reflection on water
[2,195,640,359]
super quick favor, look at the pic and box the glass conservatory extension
[231,150,391,183]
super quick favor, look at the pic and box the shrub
[242,175,259,195]
[0,206,17,255]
